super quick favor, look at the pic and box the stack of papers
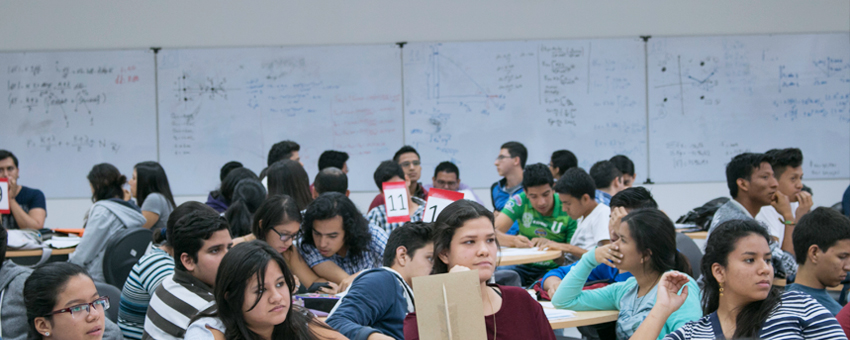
[543,308,576,320]
[44,236,81,249]
[498,247,548,256]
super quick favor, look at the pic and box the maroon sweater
[403,284,556,340]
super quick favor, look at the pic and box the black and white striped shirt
[665,291,847,340]
[142,269,215,340]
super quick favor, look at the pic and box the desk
[6,247,75,258]
[548,310,619,329]
[498,249,562,266]
[684,231,707,240]
[774,279,843,291]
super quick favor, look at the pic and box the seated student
[143,210,233,339]
[312,167,349,198]
[610,155,636,188]
[262,140,302,189]
[404,200,556,340]
[185,240,345,339]
[0,150,46,230]
[551,209,700,340]
[326,222,434,340]
[300,192,388,290]
[548,149,578,179]
[540,187,658,297]
[118,201,213,340]
[549,168,611,262]
[223,178,266,237]
[208,167,258,213]
[785,207,850,315]
[423,161,485,205]
[491,141,526,235]
[589,160,626,206]
[23,263,124,340]
[70,163,146,282]
[319,150,349,173]
[630,219,846,340]
[130,161,177,230]
[267,159,313,212]
[205,161,244,213]
[494,163,577,286]
[369,146,429,211]
[366,161,426,234]
[755,148,813,256]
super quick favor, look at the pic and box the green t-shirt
[502,192,577,268]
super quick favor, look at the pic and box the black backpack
[676,197,730,231]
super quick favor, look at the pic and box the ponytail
[225,199,253,237]
[673,251,693,278]
[224,179,266,238]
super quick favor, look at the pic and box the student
[185,241,345,340]
[403,200,556,340]
[326,222,434,340]
[548,168,611,263]
[630,219,846,340]
[549,149,578,179]
[70,163,146,282]
[368,146,429,211]
[130,161,177,230]
[23,263,120,340]
[589,160,625,206]
[312,167,349,198]
[755,148,813,255]
[785,207,850,315]
[540,187,657,297]
[206,161,245,213]
[551,209,700,340]
[208,167,259,213]
[491,141,526,215]
[224,178,266,237]
[0,150,46,230]
[300,192,388,290]
[267,140,302,166]
[423,161,484,205]
[494,163,577,286]
[143,210,233,339]
[318,150,349,173]
[366,161,426,234]
[610,155,636,188]
[267,159,313,211]
[118,201,214,340]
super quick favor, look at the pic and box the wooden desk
[548,310,619,329]
[774,278,844,291]
[684,231,707,240]
[6,247,75,258]
[498,249,562,266]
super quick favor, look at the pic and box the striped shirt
[142,269,216,340]
[118,245,175,340]
[664,291,847,340]
[365,196,427,234]
[300,223,389,275]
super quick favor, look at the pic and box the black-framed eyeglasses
[270,228,301,242]
[46,296,109,318]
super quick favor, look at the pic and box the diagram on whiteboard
[652,54,721,117]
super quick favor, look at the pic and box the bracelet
[783,220,796,225]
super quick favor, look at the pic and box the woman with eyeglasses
[24,262,111,340]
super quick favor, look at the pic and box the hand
[338,272,361,293]
[608,206,628,241]
[449,265,471,273]
[367,332,395,340]
[513,235,532,248]
[543,276,562,298]
[7,177,18,199]
[531,237,550,248]
[594,243,623,268]
[653,271,690,315]
[318,281,339,295]
[770,191,794,221]
[794,191,813,222]
[123,188,132,201]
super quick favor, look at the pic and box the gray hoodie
[0,260,126,340]
[69,199,146,282]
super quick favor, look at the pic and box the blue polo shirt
[491,178,523,235]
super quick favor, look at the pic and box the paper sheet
[44,236,81,249]
[498,247,548,256]
[543,308,576,320]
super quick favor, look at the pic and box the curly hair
[301,192,372,262]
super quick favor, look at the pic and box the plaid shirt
[365,196,427,234]
[300,223,389,275]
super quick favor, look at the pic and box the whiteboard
[157,45,403,195]
[0,50,157,198]
[648,33,850,182]
[402,39,648,188]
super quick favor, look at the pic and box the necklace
[634,273,662,307]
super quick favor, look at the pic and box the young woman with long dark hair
[224,179,267,237]
[130,161,177,230]
[266,160,312,212]
[24,263,110,340]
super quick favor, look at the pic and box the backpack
[676,197,730,231]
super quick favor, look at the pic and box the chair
[102,227,152,289]
[676,232,703,276]
[94,281,122,322]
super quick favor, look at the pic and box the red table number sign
[0,178,9,214]
[382,181,411,224]
[423,188,464,223]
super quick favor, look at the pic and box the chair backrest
[676,232,703,277]
[102,227,152,289]
[94,281,122,322]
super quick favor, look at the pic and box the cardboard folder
[412,270,487,340]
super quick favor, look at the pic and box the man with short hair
[267,140,301,166]
[313,167,349,198]
[319,150,350,173]
[609,155,635,188]
[143,210,233,340]
[423,161,484,205]
[756,148,813,255]
[492,142,527,235]
[366,161,426,234]
[326,222,434,340]
[549,149,578,179]
[368,146,428,211]
[494,163,577,286]
[589,160,625,206]
[551,168,611,262]
[0,150,46,230]
[786,207,850,315]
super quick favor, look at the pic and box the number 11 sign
[423,188,464,223]
[382,181,411,224]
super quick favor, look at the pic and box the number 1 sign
[382,181,411,224]
[0,178,9,214]
[423,188,464,223]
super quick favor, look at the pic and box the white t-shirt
[570,203,611,251]
[756,202,798,247]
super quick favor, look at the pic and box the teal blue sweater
[550,248,702,340]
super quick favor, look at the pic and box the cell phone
[307,282,332,293]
